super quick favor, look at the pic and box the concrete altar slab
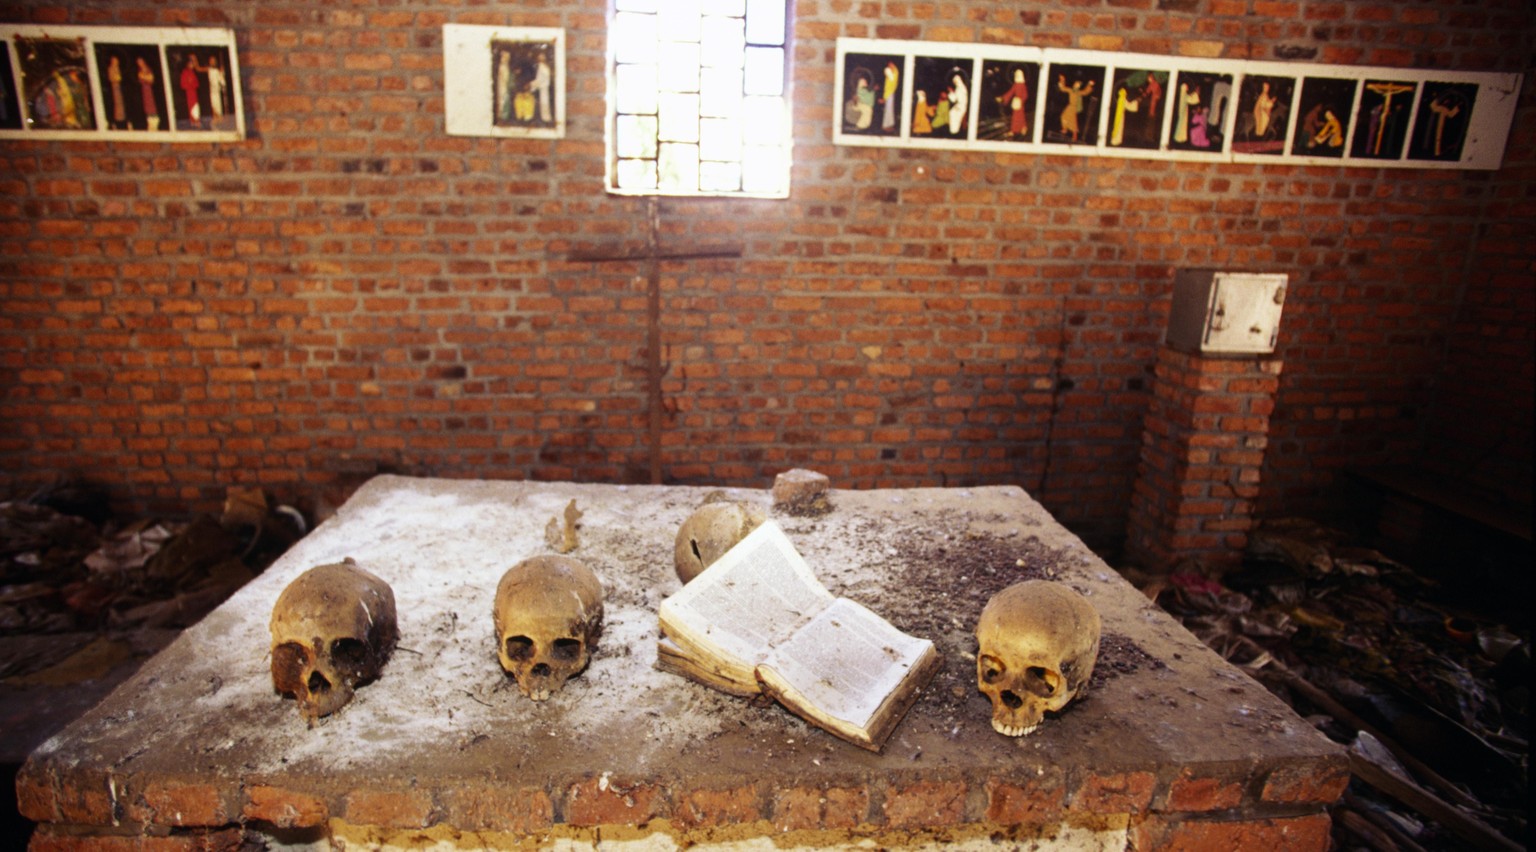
[18,476,1345,849]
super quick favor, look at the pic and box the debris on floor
[0,478,303,758]
[1127,517,1529,850]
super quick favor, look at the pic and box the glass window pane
[742,95,786,143]
[658,44,700,93]
[699,117,741,160]
[616,63,658,114]
[616,115,659,158]
[658,143,700,193]
[699,68,743,117]
[607,0,789,198]
[700,17,745,67]
[613,12,657,64]
[743,47,783,95]
[700,161,742,192]
[657,92,699,142]
[745,0,785,45]
[656,0,702,42]
[616,158,658,190]
[741,145,787,194]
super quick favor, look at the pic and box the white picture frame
[0,25,244,143]
[834,38,1521,171]
[443,24,565,139]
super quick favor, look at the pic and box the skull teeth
[992,720,1039,737]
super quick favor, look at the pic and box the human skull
[975,580,1101,737]
[493,555,604,701]
[673,501,766,583]
[270,558,398,724]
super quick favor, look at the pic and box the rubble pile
[1133,518,1529,850]
[0,480,302,682]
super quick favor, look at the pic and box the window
[607,0,791,198]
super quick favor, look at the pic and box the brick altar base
[19,476,1343,849]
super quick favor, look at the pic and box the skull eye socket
[1024,666,1058,696]
[506,635,535,662]
[552,638,583,662]
[979,655,1006,684]
[272,642,309,692]
[330,638,368,671]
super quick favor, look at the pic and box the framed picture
[1289,76,1356,159]
[1407,81,1478,162]
[92,43,168,132]
[0,43,20,130]
[165,45,236,132]
[1105,67,1168,150]
[977,59,1041,144]
[1231,74,1295,155]
[443,24,565,139]
[839,50,904,138]
[1043,63,1105,146]
[910,54,974,142]
[0,25,243,142]
[833,38,1521,170]
[1350,78,1418,160]
[1167,69,1233,154]
[15,37,95,131]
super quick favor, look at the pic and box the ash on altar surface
[870,524,1161,717]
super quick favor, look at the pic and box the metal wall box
[1165,269,1288,355]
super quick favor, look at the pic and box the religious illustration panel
[834,39,1521,171]
[443,24,565,140]
[0,25,243,142]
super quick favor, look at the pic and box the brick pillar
[1126,348,1283,573]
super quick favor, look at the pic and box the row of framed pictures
[834,39,1521,170]
[0,25,244,142]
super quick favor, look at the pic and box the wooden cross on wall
[565,198,744,484]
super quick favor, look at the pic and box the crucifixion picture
[1350,78,1417,160]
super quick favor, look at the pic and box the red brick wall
[2,1,1532,553]
[1127,350,1282,571]
[1422,69,1535,506]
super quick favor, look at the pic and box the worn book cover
[657,521,939,751]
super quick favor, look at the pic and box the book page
[658,521,836,671]
[758,597,935,730]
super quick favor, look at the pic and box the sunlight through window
[608,0,790,198]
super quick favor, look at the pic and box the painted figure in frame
[165,45,234,131]
[493,39,558,130]
[840,51,902,137]
[17,37,96,131]
[1290,77,1355,157]
[1232,75,1294,155]
[1168,70,1231,153]
[1106,68,1166,150]
[1350,79,1417,160]
[1407,81,1477,162]
[92,43,168,132]
[1042,63,1102,145]
[977,60,1039,143]
[909,55,971,140]
[0,43,22,130]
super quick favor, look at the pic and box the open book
[657,521,940,752]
